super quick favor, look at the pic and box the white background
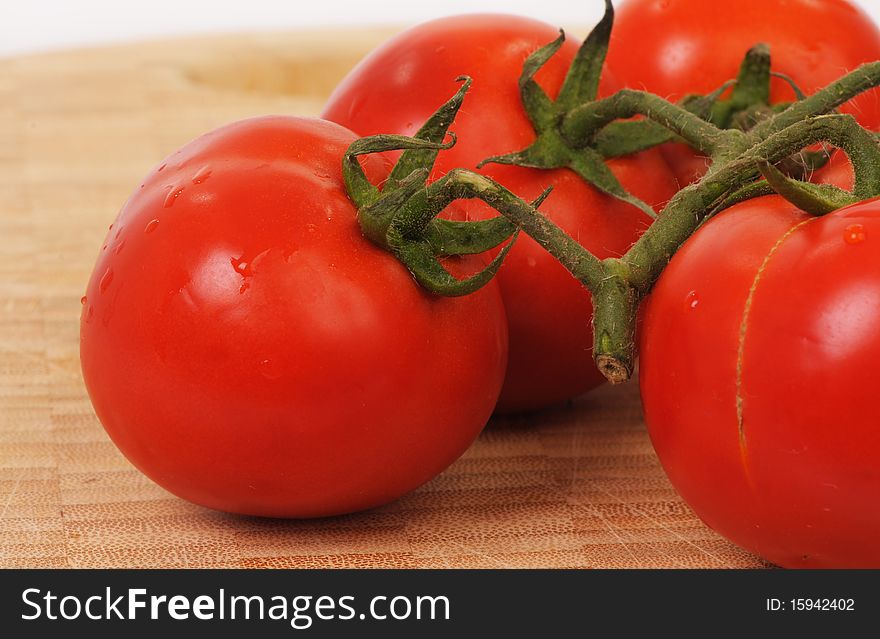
[4,0,878,59]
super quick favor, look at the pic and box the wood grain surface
[0,30,768,569]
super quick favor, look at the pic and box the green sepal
[387,76,472,190]
[771,72,807,100]
[518,31,565,131]
[556,0,613,110]
[425,217,516,256]
[594,120,679,158]
[390,230,520,297]
[357,168,430,247]
[758,161,859,215]
[729,43,771,112]
[571,149,658,219]
[344,135,454,209]
[418,185,551,256]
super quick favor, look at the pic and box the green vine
[343,3,880,383]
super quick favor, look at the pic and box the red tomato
[608,0,880,185]
[323,14,678,413]
[812,149,855,190]
[80,116,508,518]
[639,195,880,567]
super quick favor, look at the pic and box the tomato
[608,0,880,185]
[80,116,508,518]
[639,195,880,567]
[322,14,678,413]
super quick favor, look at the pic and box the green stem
[426,169,607,290]
[348,59,880,386]
[621,113,876,294]
[561,89,742,157]
[749,61,880,140]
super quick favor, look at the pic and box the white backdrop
[3,0,879,58]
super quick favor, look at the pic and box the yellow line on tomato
[735,216,817,479]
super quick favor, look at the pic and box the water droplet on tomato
[192,165,212,184]
[843,223,866,244]
[685,290,699,310]
[108,223,113,231]
[164,185,185,208]
[144,219,159,234]
[99,268,114,293]
[239,282,250,294]
[113,239,126,255]
[157,163,166,172]
[259,358,282,380]
[80,295,87,305]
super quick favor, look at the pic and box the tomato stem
[346,47,880,384]
[562,89,745,158]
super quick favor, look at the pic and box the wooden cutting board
[0,30,768,568]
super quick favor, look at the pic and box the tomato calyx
[687,44,835,178]
[344,76,529,296]
[474,0,658,220]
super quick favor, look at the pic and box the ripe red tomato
[323,14,678,413]
[607,0,880,185]
[80,116,508,518]
[639,195,880,567]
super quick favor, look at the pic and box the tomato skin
[640,195,880,567]
[323,15,678,413]
[80,116,508,518]
[608,0,880,185]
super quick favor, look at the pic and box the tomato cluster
[80,0,880,567]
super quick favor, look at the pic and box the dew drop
[80,295,87,305]
[108,223,113,231]
[157,163,166,172]
[192,165,213,184]
[99,268,114,293]
[685,290,700,310]
[144,219,160,234]
[114,226,123,239]
[164,185,185,208]
[843,223,866,244]
[239,282,250,294]
[114,239,126,255]
[259,358,282,380]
